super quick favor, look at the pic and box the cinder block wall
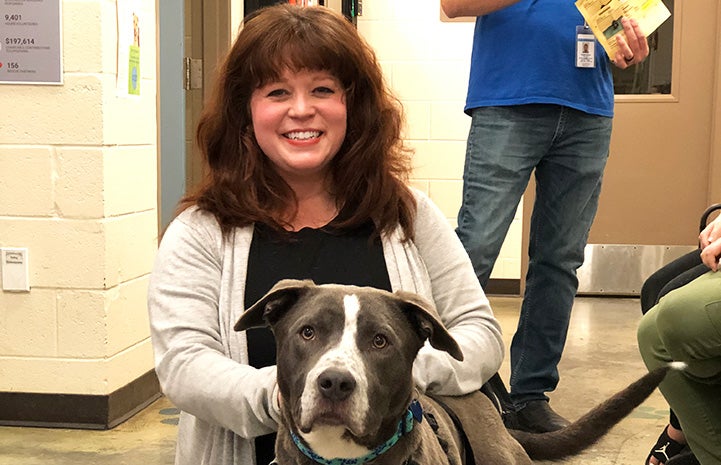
[0,0,158,425]
[357,1,522,281]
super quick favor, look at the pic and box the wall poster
[116,0,142,97]
[0,0,63,84]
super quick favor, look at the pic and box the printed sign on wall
[117,0,142,97]
[0,0,63,85]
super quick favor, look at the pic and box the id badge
[576,25,595,68]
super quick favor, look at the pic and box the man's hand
[612,18,649,69]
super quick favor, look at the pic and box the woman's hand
[699,214,721,249]
[701,239,721,271]
[700,215,721,271]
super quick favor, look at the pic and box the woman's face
[250,68,347,186]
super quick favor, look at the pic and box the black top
[244,221,392,464]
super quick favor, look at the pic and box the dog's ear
[393,290,464,361]
[234,279,316,331]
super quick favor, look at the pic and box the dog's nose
[317,369,356,401]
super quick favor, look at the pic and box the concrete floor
[0,296,668,464]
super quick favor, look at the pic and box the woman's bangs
[255,36,351,87]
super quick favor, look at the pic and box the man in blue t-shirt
[442,0,649,434]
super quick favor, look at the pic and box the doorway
[590,0,720,245]
[185,0,233,194]
[520,0,721,295]
[157,0,232,231]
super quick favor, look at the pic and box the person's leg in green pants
[638,271,721,465]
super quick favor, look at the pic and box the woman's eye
[267,88,288,97]
[372,334,387,349]
[314,86,335,95]
[300,326,315,340]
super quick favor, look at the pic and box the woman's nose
[288,95,315,118]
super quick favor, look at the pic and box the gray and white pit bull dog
[235,279,675,465]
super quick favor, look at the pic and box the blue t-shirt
[465,0,614,117]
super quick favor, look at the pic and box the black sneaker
[513,400,571,433]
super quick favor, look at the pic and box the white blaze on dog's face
[297,295,370,457]
[270,287,426,453]
[299,295,367,430]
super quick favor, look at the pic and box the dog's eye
[300,326,315,340]
[372,334,387,349]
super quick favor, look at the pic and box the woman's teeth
[285,131,321,140]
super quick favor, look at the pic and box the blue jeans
[456,104,612,405]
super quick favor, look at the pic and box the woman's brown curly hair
[179,4,416,240]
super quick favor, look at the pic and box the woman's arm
[148,211,281,437]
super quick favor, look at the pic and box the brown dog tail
[510,363,684,461]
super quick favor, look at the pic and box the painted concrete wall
[0,0,158,395]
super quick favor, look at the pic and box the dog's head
[234,279,463,447]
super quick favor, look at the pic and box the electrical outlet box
[1,247,30,292]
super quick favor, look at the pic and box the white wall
[0,0,158,395]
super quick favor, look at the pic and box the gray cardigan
[148,190,504,465]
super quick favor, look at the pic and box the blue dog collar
[289,399,424,465]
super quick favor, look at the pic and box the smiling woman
[186,2,414,237]
[147,4,504,465]
[249,69,347,220]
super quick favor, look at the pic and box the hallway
[0,296,669,465]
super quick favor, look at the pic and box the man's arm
[440,0,521,18]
